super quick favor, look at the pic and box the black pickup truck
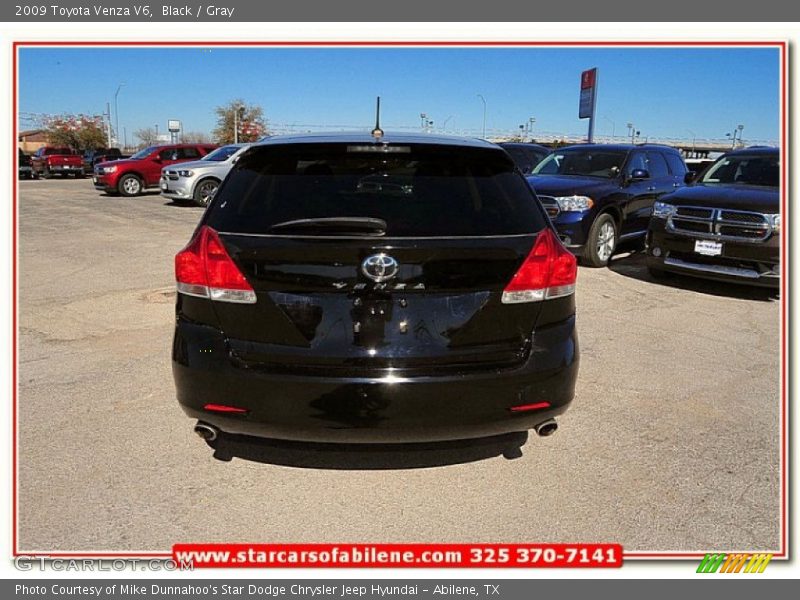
[82,148,130,172]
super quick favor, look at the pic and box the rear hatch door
[200,141,549,376]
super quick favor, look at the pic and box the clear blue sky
[18,46,780,143]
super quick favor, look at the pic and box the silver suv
[160,144,251,206]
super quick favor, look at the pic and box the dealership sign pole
[168,120,181,144]
[579,68,598,143]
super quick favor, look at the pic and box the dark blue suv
[528,144,688,266]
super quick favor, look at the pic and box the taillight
[502,228,577,304]
[175,226,256,304]
[203,403,249,415]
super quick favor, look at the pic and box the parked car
[646,147,779,288]
[93,143,217,196]
[528,144,688,266]
[18,149,35,179]
[172,132,579,455]
[31,146,84,179]
[160,143,251,207]
[82,147,130,172]
[498,142,550,175]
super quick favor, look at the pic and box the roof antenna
[371,96,384,140]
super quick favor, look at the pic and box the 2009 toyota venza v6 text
[172,133,579,454]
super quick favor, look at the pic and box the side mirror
[231,155,240,165]
[684,171,697,184]
[630,169,650,181]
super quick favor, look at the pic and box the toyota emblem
[361,253,399,282]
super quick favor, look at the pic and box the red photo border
[11,39,789,562]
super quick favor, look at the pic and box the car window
[502,146,532,173]
[535,149,627,178]
[203,145,241,162]
[663,152,688,176]
[626,152,647,175]
[645,152,670,178]
[159,148,178,161]
[701,154,779,187]
[206,143,547,237]
[179,147,201,160]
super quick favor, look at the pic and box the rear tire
[118,174,143,197]
[583,213,618,267]
[193,178,220,207]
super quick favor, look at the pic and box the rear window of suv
[205,143,547,237]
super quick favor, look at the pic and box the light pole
[105,102,112,147]
[443,115,454,132]
[420,113,427,130]
[528,117,536,142]
[477,94,487,139]
[603,115,615,141]
[114,82,125,147]
[233,104,240,143]
[627,122,634,144]
[726,125,744,149]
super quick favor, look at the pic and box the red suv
[93,143,217,196]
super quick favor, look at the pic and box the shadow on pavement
[607,250,779,302]
[205,431,530,470]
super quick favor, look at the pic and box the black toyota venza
[172,133,579,455]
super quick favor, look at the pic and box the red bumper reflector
[203,403,249,414]
[510,402,551,413]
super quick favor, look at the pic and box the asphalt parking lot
[18,177,781,553]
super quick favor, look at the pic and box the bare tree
[181,131,211,144]
[134,127,158,146]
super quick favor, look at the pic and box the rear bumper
[45,164,83,173]
[647,221,780,288]
[172,317,579,443]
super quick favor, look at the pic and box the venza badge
[361,253,399,282]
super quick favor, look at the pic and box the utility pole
[114,83,125,147]
[233,103,245,143]
[105,102,112,147]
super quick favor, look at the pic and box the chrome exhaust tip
[194,422,219,442]
[534,419,558,437]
